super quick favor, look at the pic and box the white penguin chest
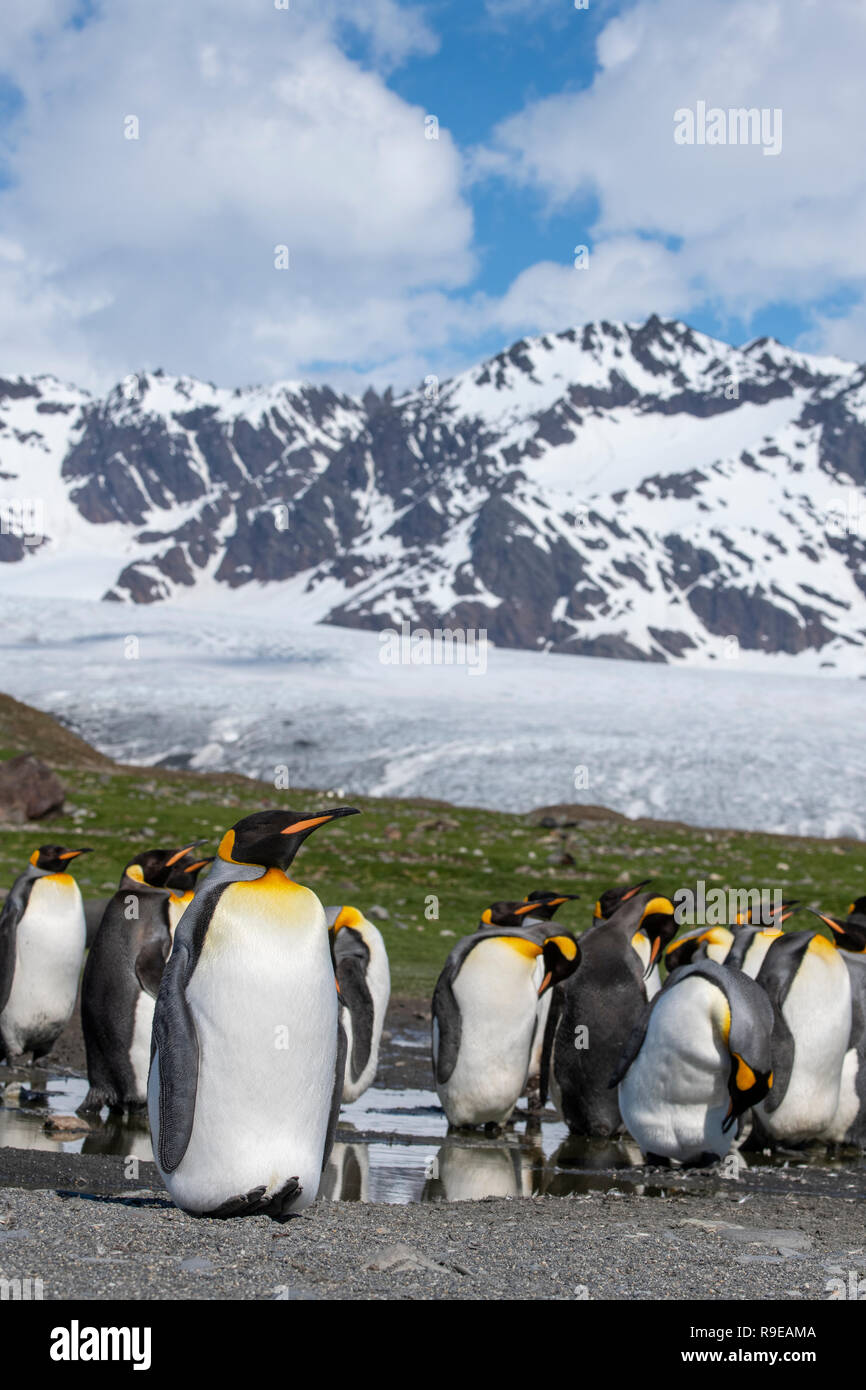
[2,876,85,1033]
[619,979,730,1158]
[765,948,851,1135]
[185,881,338,1146]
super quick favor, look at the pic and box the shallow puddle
[1,1066,864,1206]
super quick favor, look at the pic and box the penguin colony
[1,814,865,1217]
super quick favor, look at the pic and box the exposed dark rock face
[0,317,864,665]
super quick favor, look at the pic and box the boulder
[0,754,65,822]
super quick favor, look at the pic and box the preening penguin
[544,894,678,1137]
[326,904,391,1103]
[806,909,866,1147]
[432,925,580,1129]
[148,807,359,1219]
[752,928,852,1147]
[612,960,774,1165]
[0,845,91,1063]
[478,891,580,1107]
[79,844,210,1114]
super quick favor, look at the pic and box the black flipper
[151,933,202,1174]
[754,933,813,1111]
[322,1004,347,1172]
[336,953,374,1080]
[151,879,235,1173]
[539,985,564,1106]
[0,871,35,1016]
[431,962,461,1085]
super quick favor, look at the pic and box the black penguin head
[594,879,651,921]
[481,899,545,928]
[219,808,360,872]
[664,925,733,974]
[846,896,866,923]
[521,890,579,921]
[807,907,866,955]
[165,853,214,893]
[636,896,678,977]
[724,1051,774,1132]
[733,897,800,927]
[123,842,204,889]
[537,933,581,996]
[30,845,92,874]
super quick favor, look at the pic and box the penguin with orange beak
[542,893,678,1136]
[0,844,92,1063]
[477,891,580,1110]
[148,808,359,1217]
[78,842,210,1114]
[432,921,580,1129]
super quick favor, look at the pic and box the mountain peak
[0,320,864,674]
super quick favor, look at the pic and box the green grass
[1,757,864,996]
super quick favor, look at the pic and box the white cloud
[0,0,472,388]
[488,237,695,336]
[479,0,866,351]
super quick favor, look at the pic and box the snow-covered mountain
[2,315,865,670]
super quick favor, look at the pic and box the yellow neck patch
[640,896,674,923]
[334,905,364,932]
[546,934,577,960]
[502,936,543,960]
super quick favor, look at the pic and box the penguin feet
[643,1152,673,1168]
[205,1177,302,1221]
[76,1086,117,1117]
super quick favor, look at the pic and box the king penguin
[806,908,866,1147]
[612,960,775,1165]
[432,923,580,1129]
[664,904,799,979]
[79,843,211,1114]
[148,807,359,1218]
[752,927,852,1147]
[326,904,391,1103]
[475,892,579,1110]
[543,893,678,1136]
[0,844,92,1063]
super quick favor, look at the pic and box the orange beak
[165,840,206,867]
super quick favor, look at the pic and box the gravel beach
[1,995,864,1302]
[0,1152,862,1301]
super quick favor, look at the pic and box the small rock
[0,754,65,821]
[367,905,389,920]
[44,1115,93,1135]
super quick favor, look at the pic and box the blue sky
[0,0,863,390]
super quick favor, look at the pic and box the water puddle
[2,1067,864,1205]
